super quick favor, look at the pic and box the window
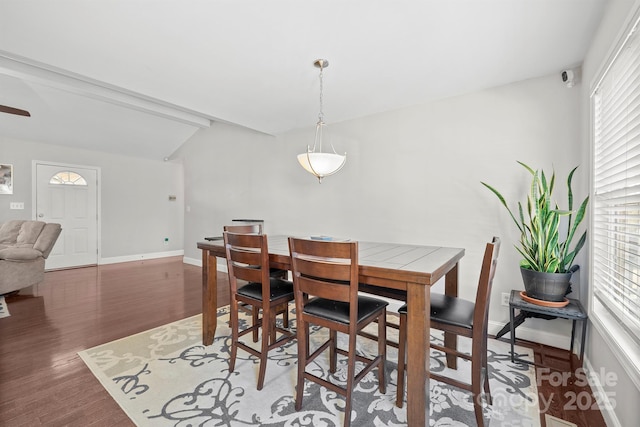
[591,10,640,387]
[49,171,87,186]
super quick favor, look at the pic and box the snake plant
[482,161,589,273]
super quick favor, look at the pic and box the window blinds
[592,22,640,342]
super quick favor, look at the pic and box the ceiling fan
[0,104,30,117]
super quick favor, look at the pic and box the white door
[35,163,98,269]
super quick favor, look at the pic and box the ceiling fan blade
[0,105,31,117]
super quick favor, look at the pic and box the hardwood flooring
[508,339,607,427]
[0,257,604,426]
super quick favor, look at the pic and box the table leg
[510,304,516,363]
[444,264,459,369]
[406,281,430,426]
[570,319,576,355]
[580,319,587,362]
[202,250,218,345]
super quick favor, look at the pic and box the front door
[35,162,99,269]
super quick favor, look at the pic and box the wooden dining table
[197,235,464,427]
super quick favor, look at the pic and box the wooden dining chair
[396,237,500,427]
[224,224,290,342]
[224,224,287,277]
[224,231,295,390]
[288,237,388,427]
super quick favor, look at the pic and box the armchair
[0,220,62,295]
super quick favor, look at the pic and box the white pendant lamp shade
[298,59,346,183]
[297,151,346,179]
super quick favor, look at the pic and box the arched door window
[49,171,88,186]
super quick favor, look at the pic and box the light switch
[9,202,24,210]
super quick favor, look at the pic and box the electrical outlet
[501,292,510,306]
[164,237,169,246]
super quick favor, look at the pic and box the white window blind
[592,20,640,343]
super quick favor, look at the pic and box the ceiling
[0,0,607,160]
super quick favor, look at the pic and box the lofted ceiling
[0,0,606,160]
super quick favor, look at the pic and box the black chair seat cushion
[398,293,475,329]
[244,265,287,278]
[237,278,294,301]
[269,268,288,277]
[304,295,388,324]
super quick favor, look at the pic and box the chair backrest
[288,237,359,317]
[223,231,270,294]
[473,236,501,337]
[223,224,264,234]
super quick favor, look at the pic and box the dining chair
[224,224,287,277]
[288,237,388,427]
[223,231,295,390]
[224,224,290,342]
[396,236,500,427]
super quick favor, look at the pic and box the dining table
[197,235,465,427]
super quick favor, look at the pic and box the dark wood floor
[495,337,607,427]
[0,257,605,426]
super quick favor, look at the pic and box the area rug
[79,306,540,426]
[0,296,9,318]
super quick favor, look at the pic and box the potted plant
[481,161,589,302]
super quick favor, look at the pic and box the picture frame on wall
[0,164,13,194]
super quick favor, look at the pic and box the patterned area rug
[79,306,540,426]
[0,296,10,318]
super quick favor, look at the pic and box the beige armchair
[0,220,62,295]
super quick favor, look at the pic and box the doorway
[33,162,99,269]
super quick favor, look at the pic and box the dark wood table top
[198,235,464,288]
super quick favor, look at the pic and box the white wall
[175,122,279,253]
[178,71,584,346]
[0,136,184,260]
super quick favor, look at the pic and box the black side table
[509,289,588,366]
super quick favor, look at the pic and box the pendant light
[297,59,346,183]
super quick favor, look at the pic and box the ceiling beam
[0,50,213,128]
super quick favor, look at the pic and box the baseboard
[182,256,201,267]
[100,250,184,265]
[182,257,227,273]
[488,319,572,350]
[584,356,622,427]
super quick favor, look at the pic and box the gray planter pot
[520,266,577,302]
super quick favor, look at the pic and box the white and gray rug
[0,296,10,318]
[79,306,540,426]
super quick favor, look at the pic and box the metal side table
[509,289,588,366]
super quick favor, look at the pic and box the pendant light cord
[318,63,324,124]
